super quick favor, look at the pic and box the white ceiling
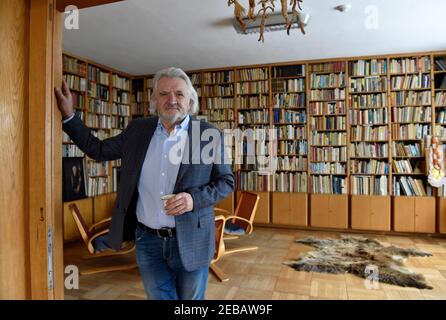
[62,0,446,76]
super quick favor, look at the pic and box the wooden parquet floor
[64,227,446,300]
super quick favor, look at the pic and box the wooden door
[414,197,436,233]
[393,197,415,232]
[310,194,329,227]
[328,195,348,229]
[370,196,391,231]
[351,195,371,230]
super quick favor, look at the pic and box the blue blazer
[63,115,234,271]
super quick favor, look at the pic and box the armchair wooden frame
[214,191,260,255]
[209,215,229,282]
[68,203,137,275]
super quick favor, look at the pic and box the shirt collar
[156,115,190,137]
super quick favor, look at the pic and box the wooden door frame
[28,0,122,300]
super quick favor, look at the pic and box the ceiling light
[227,0,307,42]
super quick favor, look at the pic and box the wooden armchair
[209,215,229,282]
[214,191,260,255]
[68,203,137,275]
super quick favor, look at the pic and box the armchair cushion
[224,220,246,235]
[92,235,112,253]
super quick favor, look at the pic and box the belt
[137,222,176,238]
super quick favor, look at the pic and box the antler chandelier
[227,0,306,42]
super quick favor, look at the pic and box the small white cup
[161,194,176,207]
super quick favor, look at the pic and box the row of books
[391,106,431,123]
[350,126,388,141]
[351,175,388,195]
[278,140,308,155]
[112,103,131,117]
[310,73,345,89]
[238,110,269,124]
[87,161,108,177]
[238,96,268,109]
[237,81,269,94]
[389,57,431,74]
[272,79,305,92]
[349,76,387,92]
[274,109,306,124]
[63,55,86,76]
[275,156,307,171]
[351,160,389,174]
[434,58,446,71]
[64,74,86,92]
[86,177,110,197]
[391,91,431,106]
[71,92,85,109]
[275,125,307,140]
[204,109,234,122]
[350,93,387,108]
[203,71,234,84]
[273,172,307,192]
[202,85,234,97]
[391,142,422,157]
[309,162,346,174]
[112,90,129,104]
[309,89,345,101]
[391,124,430,140]
[112,74,130,91]
[310,132,347,146]
[88,65,110,85]
[309,62,345,73]
[236,171,271,191]
[88,99,110,115]
[202,97,234,109]
[348,59,386,77]
[62,144,84,157]
[274,93,306,108]
[310,116,346,130]
[88,83,109,100]
[310,175,347,194]
[309,101,345,115]
[393,176,432,196]
[390,75,431,90]
[350,142,388,158]
[349,109,388,125]
[237,68,268,81]
[310,146,347,162]
[392,159,423,174]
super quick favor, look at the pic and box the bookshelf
[234,66,271,223]
[308,61,348,228]
[348,58,391,231]
[62,53,133,241]
[434,53,446,233]
[270,63,308,226]
[389,54,435,232]
[131,77,146,118]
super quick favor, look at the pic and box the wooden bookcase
[348,58,391,230]
[62,52,132,242]
[308,61,349,228]
[270,63,308,225]
[389,54,436,232]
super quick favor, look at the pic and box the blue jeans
[135,226,209,300]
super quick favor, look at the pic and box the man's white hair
[149,67,199,115]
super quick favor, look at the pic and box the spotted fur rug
[284,235,433,289]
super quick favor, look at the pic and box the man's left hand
[164,192,193,216]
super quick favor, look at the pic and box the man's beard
[159,107,187,125]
